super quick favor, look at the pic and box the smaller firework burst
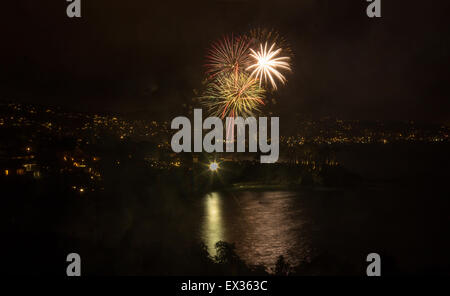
[204,34,251,79]
[200,72,266,119]
[247,42,292,90]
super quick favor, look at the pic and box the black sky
[1,0,449,122]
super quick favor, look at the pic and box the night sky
[1,0,449,122]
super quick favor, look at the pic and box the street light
[209,161,219,172]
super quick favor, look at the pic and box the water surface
[200,191,312,269]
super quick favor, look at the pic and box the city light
[209,161,219,172]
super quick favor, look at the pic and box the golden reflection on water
[200,191,310,269]
[202,192,224,256]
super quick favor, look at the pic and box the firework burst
[205,35,251,79]
[200,29,293,121]
[247,42,291,90]
[200,72,265,119]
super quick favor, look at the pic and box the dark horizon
[1,0,449,122]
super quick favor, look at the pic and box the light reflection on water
[203,192,224,255]
[200,191,311,269]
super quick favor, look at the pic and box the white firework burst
[246,42,291,90]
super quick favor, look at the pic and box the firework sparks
[205,35,251,79]
[200,29,293,123]
[249,28,293,57]
[200,72,265,119]
[247,42,291,90]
